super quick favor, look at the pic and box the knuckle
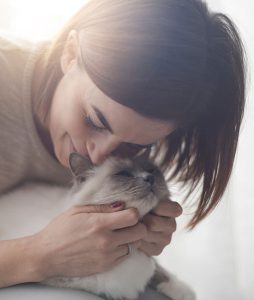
[90,218,106,234]
[158,249,163,255]
[146,216,155,231]
[134,224,147,240]
[91,221,102,233]
[127,208,139,225]
[97,236,112,251]
[163,234,172,245]
[154,248,163,256]
[152,205,161,215]
[140,223,148,237]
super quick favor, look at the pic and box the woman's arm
[0,235,43,288]
[0,203,147,288]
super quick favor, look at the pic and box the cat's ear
[69,153,93,180]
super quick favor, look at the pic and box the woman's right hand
[33,202,147,281]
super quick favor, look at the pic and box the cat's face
[69,153,170,218]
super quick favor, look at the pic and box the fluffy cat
[0,153,195,300]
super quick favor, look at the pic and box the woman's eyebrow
[91,105,114,134]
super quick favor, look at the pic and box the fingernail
[111,201,124,208]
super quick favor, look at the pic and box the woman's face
[47,32,175,168]
[48,67,175,167]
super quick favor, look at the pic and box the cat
[0,152,196,300]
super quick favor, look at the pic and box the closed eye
[115,170,133,177]
[84,115,105,132]
[147,168,155,174]
[127,143,153,151]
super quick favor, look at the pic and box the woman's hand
[137,200,182,256]
[32,203,147,281]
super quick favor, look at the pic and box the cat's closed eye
[146,168,155,174]
[115,170,133,177]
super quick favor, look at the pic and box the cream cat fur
[0,153,195,300]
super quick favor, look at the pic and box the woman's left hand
[137,200,182,256]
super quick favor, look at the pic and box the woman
[0,0,245,298]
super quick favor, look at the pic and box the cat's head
[69,153,170,218]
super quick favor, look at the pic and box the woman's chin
[54,146,69,168]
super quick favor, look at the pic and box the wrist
[19,234,46,283]
[30,232,51,281]
[0,235,46,288]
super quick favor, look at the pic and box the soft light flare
[0,0,89,41]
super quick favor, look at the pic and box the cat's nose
[143,174,154,185]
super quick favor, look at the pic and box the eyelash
[84,115,153,150]
[84,115,105,132]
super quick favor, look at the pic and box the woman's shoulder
[0,34,47,89]
[0,34,35,71]
[0,35,38,112]
[0,33,35,51]
[0,37,29,115]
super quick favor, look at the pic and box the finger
[105,244,132,272]
[111,248,130,268]
[152,201,182,218]
[138,240,163,257]
[113,222,148,246]
[142,214,176,233]
[99,244,130,273]
[110,244,130,258]
[70,201,126,214]
[131,240,142,249]
[101,207,141,230]
[141,231,172,246]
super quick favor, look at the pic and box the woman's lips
[69,137,88,159]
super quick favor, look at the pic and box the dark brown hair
[35,0,246,228]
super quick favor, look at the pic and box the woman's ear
[60,29,79,74]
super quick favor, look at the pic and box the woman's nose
[86,138,120,165]
[86,141,104,165]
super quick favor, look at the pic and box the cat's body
[0,154,195,300]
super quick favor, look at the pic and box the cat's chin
[124,196,160,219]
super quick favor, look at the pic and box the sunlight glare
[2,0,89,41]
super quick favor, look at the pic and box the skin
[48,66,175,168]
[31,30,183,280]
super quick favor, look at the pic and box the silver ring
[127,243,132,256]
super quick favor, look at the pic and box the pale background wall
[0,1,253,299]
[159,1,254,299]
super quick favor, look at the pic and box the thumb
[70,201,126,214]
